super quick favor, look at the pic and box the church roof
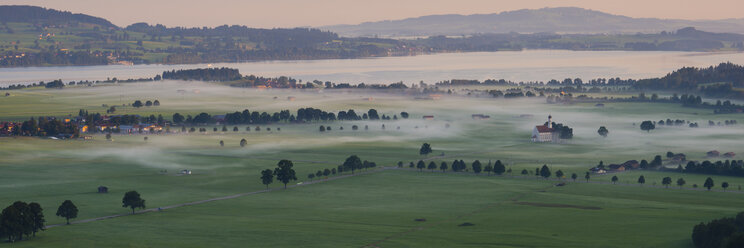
[535,125,554,133]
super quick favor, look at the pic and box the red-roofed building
[531,115,559,142]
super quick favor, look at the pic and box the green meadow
[1,81,744,247]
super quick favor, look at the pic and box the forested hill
[0,5,116,28]
[634,63,744,90]
[0,5,742,68]
[125,23,339,48]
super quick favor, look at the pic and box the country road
[45,167,391,229]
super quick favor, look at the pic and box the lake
[1,50,743,86]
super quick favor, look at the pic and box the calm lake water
[1,50,744,86]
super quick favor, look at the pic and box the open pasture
[1,81,744,247]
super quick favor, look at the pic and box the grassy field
[1,82,744,247]
[6,170,744,247]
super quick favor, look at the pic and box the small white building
[531,115,560,143]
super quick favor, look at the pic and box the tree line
[175,108,402,125]
[260,156,379,189]
[692,212,744,248]
[681,160,744,178]
[2,117,79,137]
[161,68,242,82]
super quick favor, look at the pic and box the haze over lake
[2,50,743,86]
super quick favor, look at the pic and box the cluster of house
[707,150,736,158]
[0,122,18,135]
[471,114,490,120]
[590,160,641,174]
[77,115,167,135]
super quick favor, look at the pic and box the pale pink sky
[5,0,744,28]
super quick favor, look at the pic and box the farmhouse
[707,150,720,157]
[531,115,560,143]
[423,115,434,120]
[471,114,490,120]
[608,164,625,172]
[621,160,640,169]
[724,152,736,158]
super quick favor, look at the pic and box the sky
[4,0,744,28]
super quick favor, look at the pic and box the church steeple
[548,115,552,128]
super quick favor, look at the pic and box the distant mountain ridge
[322,7,744,37]
[0,5,116,28]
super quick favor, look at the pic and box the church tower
[547,115,552,128]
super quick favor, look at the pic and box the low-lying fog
[4,80,744,170]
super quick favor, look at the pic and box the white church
[531,115,561,143]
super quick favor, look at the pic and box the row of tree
[132,100,160,108]
[174,108,405,125]
[260,156,379,189]
[401,159,508,175]
[161,68,242,82]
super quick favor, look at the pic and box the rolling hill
[0,5,116,29]
[322,7,744,37]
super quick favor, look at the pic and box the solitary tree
[440,162,448,172]
[493,160,506,175]
[472,160,482,174]
[611,175,618,184]
[122,191,146,214]
[521,169,529,175]
[219,140,224,147]
[484,164,493,175]
[260,169,274,189]
[343,155,363,174]
[308,173,315,181]
[640,121,655,132]
[722,182,730,191]
[419,143,432,156]
[677,178,686,188]
[597,126,609,137]
[637,175,646,186]
[416,160,426,171]
[704,177,715,191]
[28,202,45,237]
[56,200,78,225]
[397,161,403,168]
[662,177,672,188]
[540,165,551,179]
[555,170,564,180]
[584,172,590,182]
[274,160,298,188]
[571,173,578,181]
[240,138,247,147]
[427,161,437,172]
